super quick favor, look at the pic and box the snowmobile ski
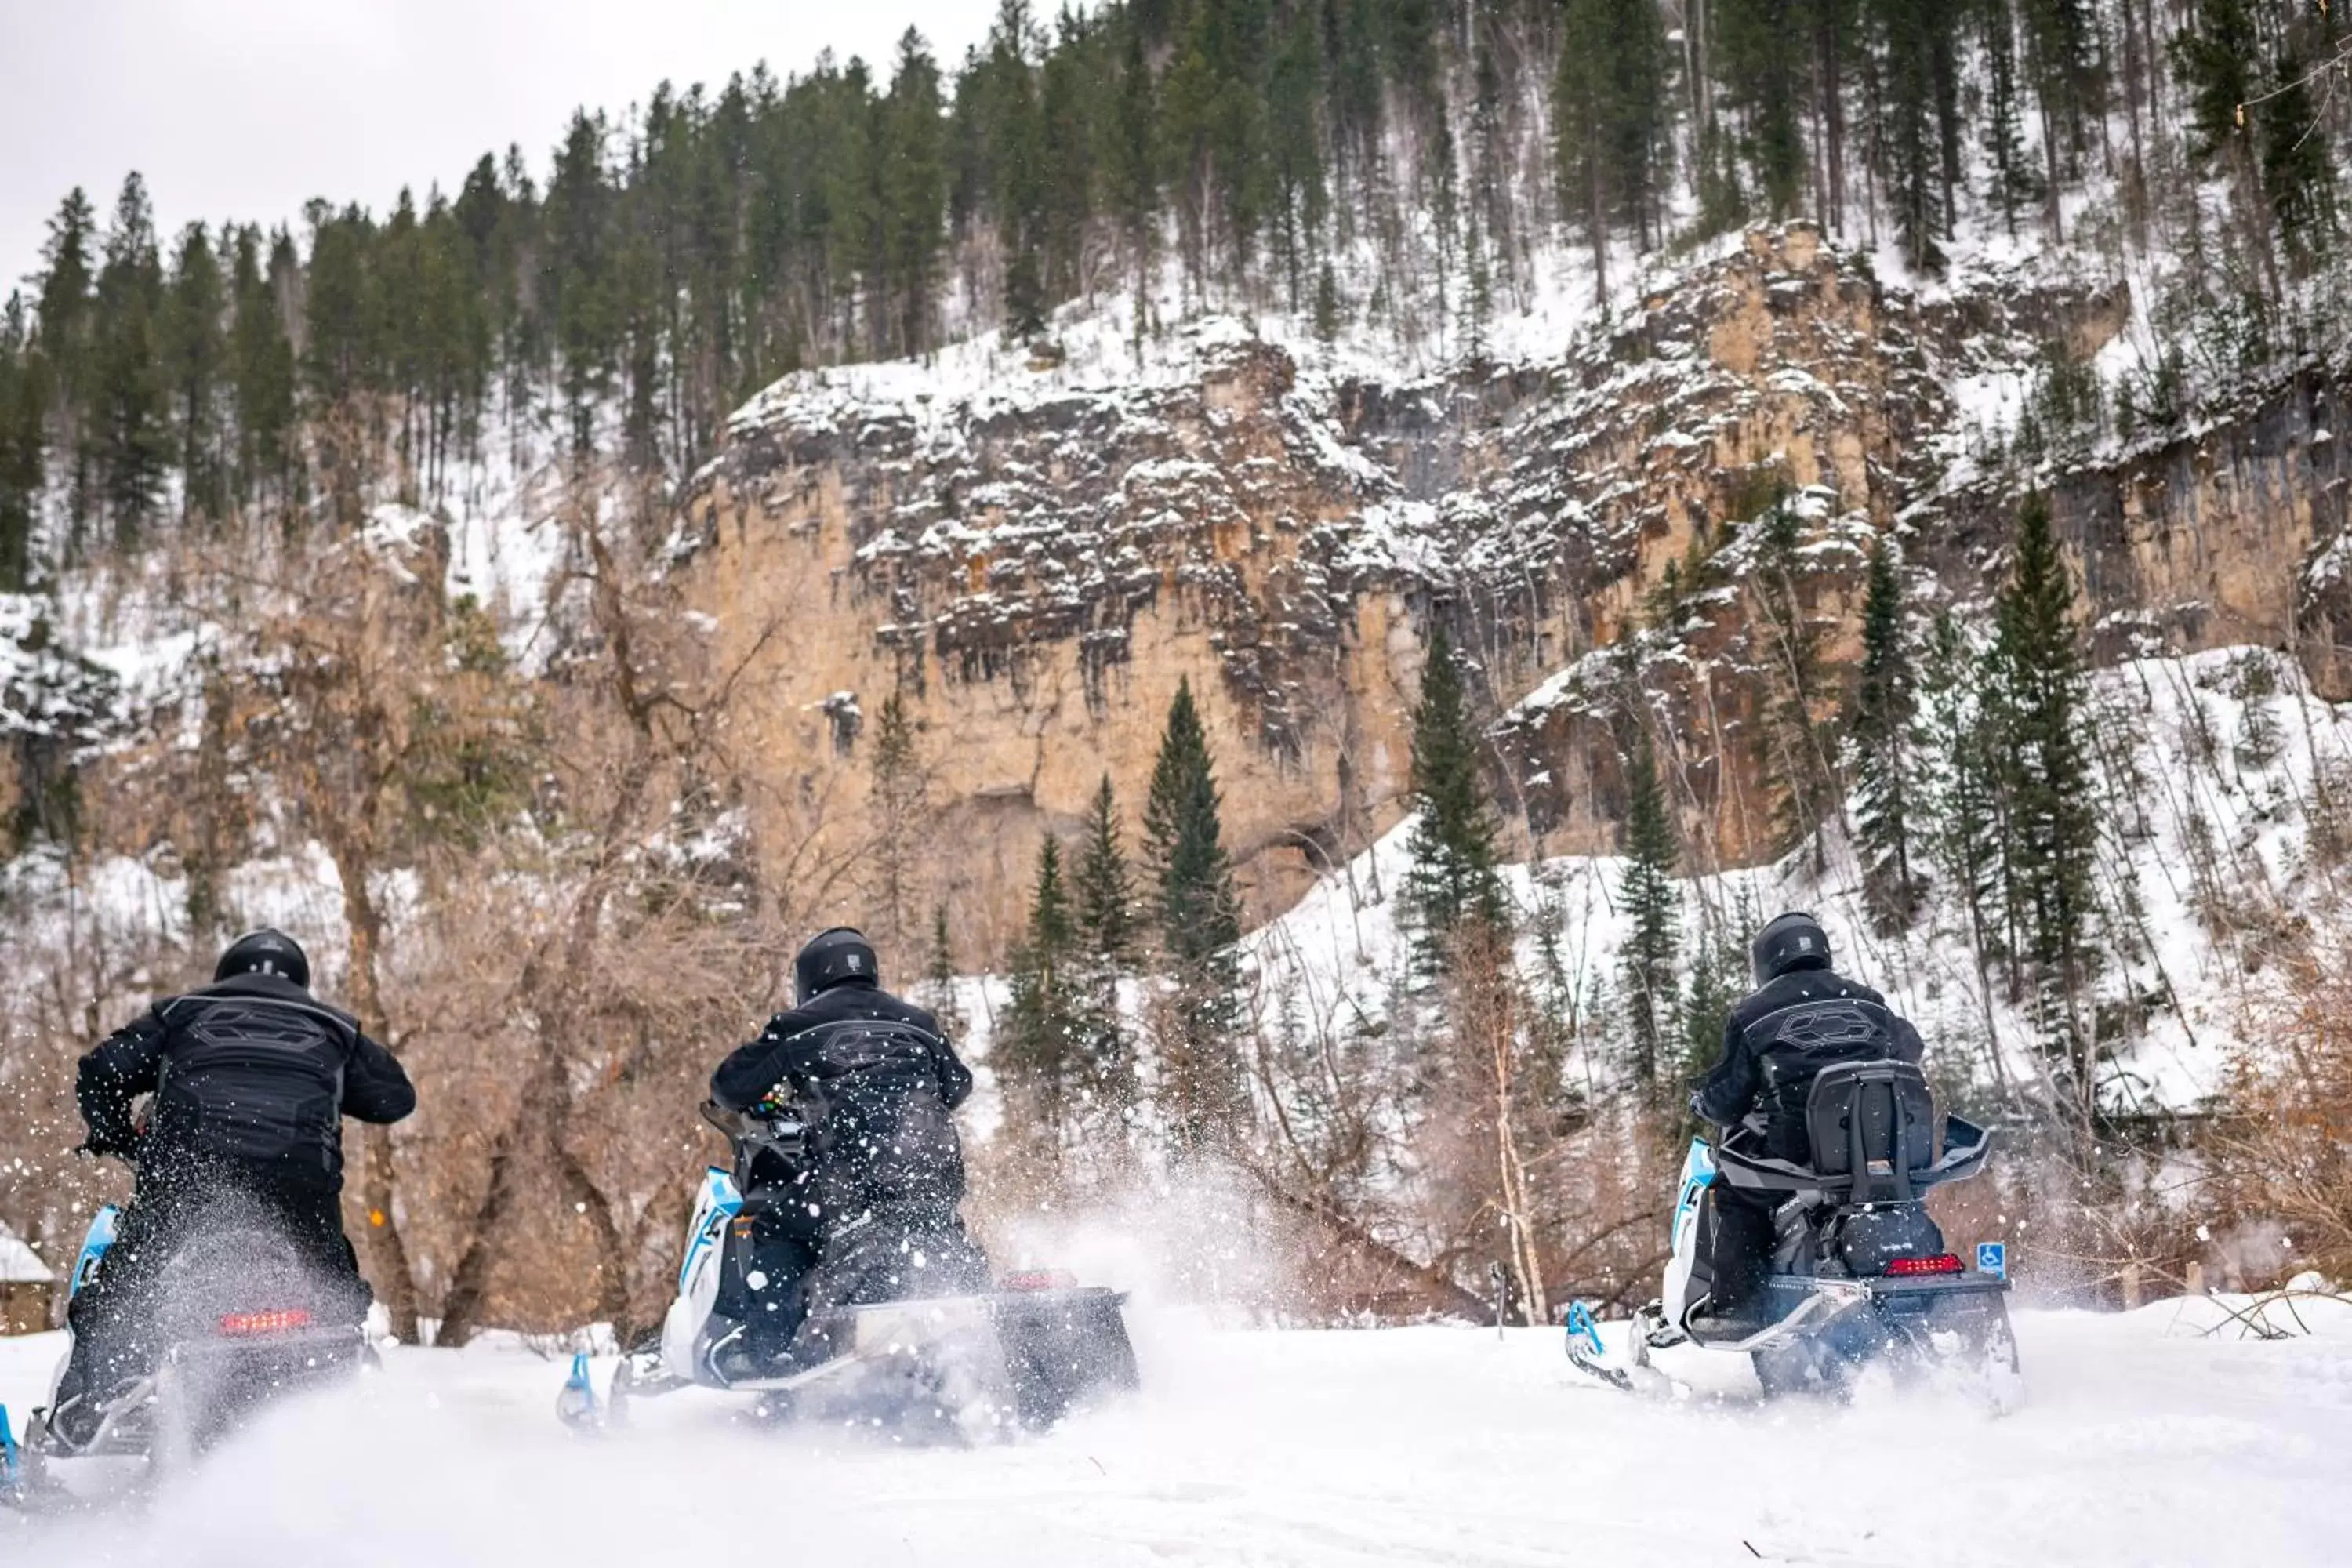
[1562,1301,1702,1401]
[1563,1301,1634,1392]
[556,1352,598,1429]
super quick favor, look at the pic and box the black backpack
[786,1019,967,1217]
[151,993,353,1175]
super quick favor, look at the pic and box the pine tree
[229,227,296,506]
[2020,0,2103,216]
[1145,678,1242,968]
[1403,626,1508,965]
[1916,611,2005,988]
[867,691,930,951]
[1071,772,1138,1115]
[1554,0,1673,302]
[1872,0,1955,271]
[1457,212,1494,372]
[1037,9,1102,307]
[1991,494,2100,1112]
[1678,919,1748,1125]
[1749,496,1837,857]
[999,835,1082,1153]
[1106,19,1159,299]
[1312,260,1341,344]
[89,175,169,546]
[881,30,948,357]
[1142,677,1243,1149]
[1715,0,1810,217]
[35,190,96,517]
[303,204,376,408]
[924,902,967,1040]
[1265,2,1327,306]
[2172,0,2269,253]
[544,111,617,456]
[983,1,1051,339]
[1850,536,1923,931]
[1980,0,2037,235]
[1617,728,1681,1097]
[1192,0,1276,256]
[162,223,226,524]
[0,294,45,590]
[817,55,884,357]
[1074,773,1138,966]
[2176,3,2342,276]
[2259,49,2339,267]
[1331,0,1383,165]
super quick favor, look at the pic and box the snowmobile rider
[1685,911,1926,1330]
[52,928,416,1448]
[706,927,989,1377]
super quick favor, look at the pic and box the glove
[78,1132,138,1160]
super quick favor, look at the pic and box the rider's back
[1701,967,1925,1164]
[713,980,974,1221]
[80,971,415,1192]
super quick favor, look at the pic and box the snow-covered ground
[2,1301,2346,1565]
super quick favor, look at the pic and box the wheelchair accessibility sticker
[1976,1242,2008,1279]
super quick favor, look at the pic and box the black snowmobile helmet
[1750,911,1831,985]
[793,927,879,1004]
[216,927,311,989]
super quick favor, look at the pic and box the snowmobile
[3,1200,374,1508]
[556,1102,1138,1439]
[1567,1060,2022,1407]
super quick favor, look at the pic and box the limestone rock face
[1937,361,2351,681]
[670,227,2352,960]
[677,332,1420,955]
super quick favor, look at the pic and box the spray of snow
[2,1296,2347,1565]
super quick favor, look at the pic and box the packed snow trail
[1,1305,2343,1566]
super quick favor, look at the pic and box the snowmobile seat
[1804,1062,1936,1204]
[1713,1063,1994,1203]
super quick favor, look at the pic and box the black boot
[1687,1290,1776,1338]
[43,1361,121,1454]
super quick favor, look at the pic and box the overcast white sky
[2,0,998,294]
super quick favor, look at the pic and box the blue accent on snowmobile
[1563,1300,1608,1359]
[564,1352,596,1410]
[1976,1242,2007,1279]
[0,1404,19,1491]
[677,1167,743,1290]
[1670,1141,1715,1250]
[69,1206,120,1299]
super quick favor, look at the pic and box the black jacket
[1692,963,1926,1162]
[78,973,416,1192]
[713,980,972,1223]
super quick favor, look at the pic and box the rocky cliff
[666,226,2352,955]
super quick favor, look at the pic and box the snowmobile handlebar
[699,1098,809,1156]
[76,1120,146,1163]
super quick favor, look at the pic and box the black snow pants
[1688,1181,1777,1317]
[786,1201,992,1363]
[715,1203,822,1366]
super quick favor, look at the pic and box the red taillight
[998,1269,1079,1292]
[219,1308,313,1336]
[1883,1254,1964,1276]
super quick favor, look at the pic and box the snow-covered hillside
[1250,645,2352,1118]
[2,1303,2347,1564]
